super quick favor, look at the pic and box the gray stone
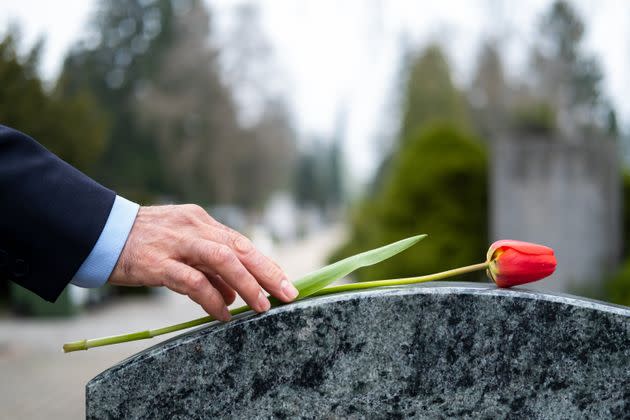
[87,283,630,419]
[490,135,621,294]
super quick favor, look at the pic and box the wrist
[71,196,140,288]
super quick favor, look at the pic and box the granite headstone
[87,283,630,419]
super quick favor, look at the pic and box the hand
[108,204,299,321]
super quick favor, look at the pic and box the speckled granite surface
[87,283,630,419]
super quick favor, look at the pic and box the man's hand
[108,204,298,321]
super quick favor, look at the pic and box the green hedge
[603,171,630,306]
[332,123,488,282]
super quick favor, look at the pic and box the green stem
[63,261,489,352]
[311,261,490,297]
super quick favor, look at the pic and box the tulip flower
[63,236,558,352]
[486,240,557,287]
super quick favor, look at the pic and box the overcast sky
[2,0,629,184]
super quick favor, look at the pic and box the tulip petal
[487,239,554,261]
[492,248,557,287]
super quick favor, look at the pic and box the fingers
[163,260,231,321]
[196,226,298,303]
[233,236,298,303]
[186,240,272,313]
[210,275,237,306]
[202,271,237,305]
[110,204,295,318]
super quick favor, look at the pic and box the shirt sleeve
[70,195,140,288]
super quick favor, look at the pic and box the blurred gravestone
[491,135,621,293]
[87,283,629,419]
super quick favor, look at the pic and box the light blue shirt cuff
[71,195,140,288]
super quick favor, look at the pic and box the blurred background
[1,0,630,417]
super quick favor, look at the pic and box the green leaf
[270,233,427,305]
[63,234,426,352]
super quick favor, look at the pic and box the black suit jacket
[0,125,115,302]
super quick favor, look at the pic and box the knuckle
[262,262,283,282]
[181,204,206,221]
[231,234,254,255]
[184,203,202,213]
[211,244,236,265]
[184,272,206,292]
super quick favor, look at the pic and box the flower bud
[486,240,556,288]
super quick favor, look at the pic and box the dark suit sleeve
[0,125,116,302]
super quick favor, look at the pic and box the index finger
[204,227,298,303]
[184,239,272,313]
[233,234,298,302]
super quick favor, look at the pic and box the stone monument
[87,283,629,419]
[490,135,621,294]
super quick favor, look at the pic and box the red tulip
[486,240,557,287]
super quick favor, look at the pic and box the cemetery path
[0,225,345,420]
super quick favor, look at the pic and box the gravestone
[87,283,629,419]
[490,135,621,294]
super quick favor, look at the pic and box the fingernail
[281,279,299,300]
[221,307,231,322]
[258,290,271,312]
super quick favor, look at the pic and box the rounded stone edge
[87,282,630,390]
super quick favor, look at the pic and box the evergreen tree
[0,32,107,172]
[133,0,242,203]
[399,45,471,144]
[332,125,488,281]
[332,45,487,281]
[531,0,605,130]
[371,45,471,193]
[58,0,177,199]
[294,140,332,210]
[235,99,296,208]
[59,0,296,206]
[469,41,508,138]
